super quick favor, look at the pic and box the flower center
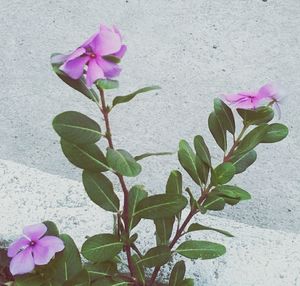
[90,53,96,59]
[29,241,36,247]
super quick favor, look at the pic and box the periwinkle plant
[7,24,289,286]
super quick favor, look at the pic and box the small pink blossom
[224,84,279,110]
[59,24,126,87]
[7,223,64,275]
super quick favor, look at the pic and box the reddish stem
[98,88,137,282]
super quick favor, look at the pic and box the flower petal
[23,223,47,241]
[60,55,89,79]
[81,32,98,48]
[258,83,278,100]
[10,247,34,275]
[113,45,127,59]
[65,47,86,62]
[33,236,64,265]
[97,58,121,78]
[8,237,30,257]
[38,236,65,253]
[86,59,104,87]
[94,24,122,56]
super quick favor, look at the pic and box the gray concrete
[1,159,300,286]
[0,0,299,239]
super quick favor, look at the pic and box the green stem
[223,124,248,162]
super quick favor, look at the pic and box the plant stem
[223,124,248,162]
[148,191,209,286]
[148,125,248,285]
[97,87,137,282]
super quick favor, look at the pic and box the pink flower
[60,24,127,87]
[7,223,64,276]
[224,84,279,110]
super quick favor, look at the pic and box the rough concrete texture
[0,1,300,283]
[1,0,300,233]
[1,159,300,286]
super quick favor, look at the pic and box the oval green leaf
[154,216,175,245]
[261,123,288,143]
[107,148,142,177]
[230,150,257,174]
[82,170,119,212]
[169,260,186,286]
[85,261,117,280]
[237,106,274,125]
[135,194,188,219]
[61,140,109,172]
[176,240,226,260]
[235,124,269,156]
[202,194,225,211]
[214,98,235,134]
[208,112,227,151]
[53,111,101,145]
[96,79,119,90]
[138,246,171,268]
[194,135,211,166]
[128,185,148,231]
[178,140,201,185]
[211,162,235,185]
[81,234,123,263]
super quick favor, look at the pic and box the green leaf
[176,240,226,260]
[131,254,146,285]
[211,162,235,185]
[107,148,142,177]
[60,140,109,172]
[208,112,227,151]
[128,185,148,231]
[92,278,129,286]
[112,86,161,108]
[193,135,211,166]
[154,216,175,245]
[203,194,225,211]
[169,260,186,286]
[138,246,171,268]
[85,261,117,280]
[15,274,45,286]
[43,221,59,237]
[51,55,98,102]
[134,151,174,161]
[102,55,121,64]
[230,150,257,174]
[81,234,123,263]
[261,123,289,143]
[178,279,194,286]
[178,140,201,185]
[187,223,233,237]
[235,124,269,155]
[49,234,82,284]
[195,156,209,185]
[237,106,274,125]
[82,170,119,212]
[214,98,235,134]
[166,170,182,195]
[135,194,188,219]
[213,185,251,201]
[96,79,119,90]
[63,269,90,286]
[53,111,101,145]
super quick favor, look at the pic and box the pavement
[1,159,300,286]
[0,0,300,285]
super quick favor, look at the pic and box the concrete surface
[0,1,300,283]
[1,0,300,233]
[1,159,300,286]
